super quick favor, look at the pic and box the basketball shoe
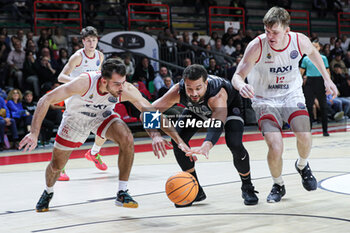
[58,170,70,181]
[241,184,259,205]
[175,185,207,208]
[267,184,286,203]
[295,160,317,191]
[85,149,108,171]
[115,190,138,208]
[36,190,53,212]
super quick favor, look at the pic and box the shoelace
[119,190,133,202]
[94,154,104,165]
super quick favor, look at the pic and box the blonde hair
[7,89,23,102]
[263,7,290,28]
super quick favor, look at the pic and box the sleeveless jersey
[70,48,101,78]
[247,32,303,98]
[179,75,242,119]
[64,71,119,120]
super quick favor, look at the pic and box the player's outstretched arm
[19,74,90,152]
[186,88,227,160]
[123,83,191,158]
[298,33,338,98]
[57,52,82,83]
[232,37,261,98]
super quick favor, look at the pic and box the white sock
[46,186,54,194]
[297,157,308,170]
[118,180,128,192]
[91,143,101,156]
[272,176,284,186]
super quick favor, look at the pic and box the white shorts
[252,89,309,132]
[54,113,120,150]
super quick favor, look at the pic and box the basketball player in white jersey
[19,58,191,212]
[57,26,106,180]
[232,7,338,203]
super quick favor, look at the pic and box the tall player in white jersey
[57,26,106,180]
[232,7,338,203]
[19,58,192,212]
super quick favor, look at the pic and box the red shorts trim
[288,110,309,125]
[55,135,83,148]
[258,114,281,132]
[97,115,120,137]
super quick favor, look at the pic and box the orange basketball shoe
[84,149,108,171]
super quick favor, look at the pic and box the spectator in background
[52,27,68,50]
[343,50,350,70]
[157,75,173,98]
[23,51,40,99]
[123,53,134,82]
[222,27,234,46]
[330,38,344,59]
[0,34,10,88]
[200,44,211,68]
[231,43,243,60]
[154,66,173,96]
[321,43,332,63]
[0,96,18,150]
[209,31,219,48]
[56,48,69,75]
[6,89,31,134]
[212,38,227,66]
[207,57,223,77]
[340,34,349,52]
[192,32,199,44]
[0,27,11,48]
[7,40,25,89]
[330,51,347,74]
[36,56,57,94]
[224,37,236,56]
[22,90,55,145]
[133,56,155,89]
[313,0,327,18]
[25,39,38,59]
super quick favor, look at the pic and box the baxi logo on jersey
[143,110,161,129]
[270,65,292,74]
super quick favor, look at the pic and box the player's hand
[178,142,198,162]
[151,136,172,159]
[19,132,38,152]
[239,84,255,98]
[186,141,211,161]
[324,79,338,99]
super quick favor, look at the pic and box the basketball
[165,172,199,206]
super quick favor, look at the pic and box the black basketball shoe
[266,184,286,203]
[36,190,53,212]
[241,184,259,205]
[175,185,207,208]
[115,190,138,208]
[295,160,317,191]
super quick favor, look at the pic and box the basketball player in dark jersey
[153,64,258,207]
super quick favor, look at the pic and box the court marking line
[1,170,349,216]
[30,212,350,232]
[318,173,350,196]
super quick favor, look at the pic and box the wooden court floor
[0,123,349,233]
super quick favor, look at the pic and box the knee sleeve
[225,120,250,174]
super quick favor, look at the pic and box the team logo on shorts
[297,102,306,109]
[96,59,100,66]
[290,50,298,59]
[102,110,112,118]
[143,110,161,129]
[108,96,118,103]
[232,107,240,116]
[267,53,272,59]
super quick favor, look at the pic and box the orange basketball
[165,171,199,206]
